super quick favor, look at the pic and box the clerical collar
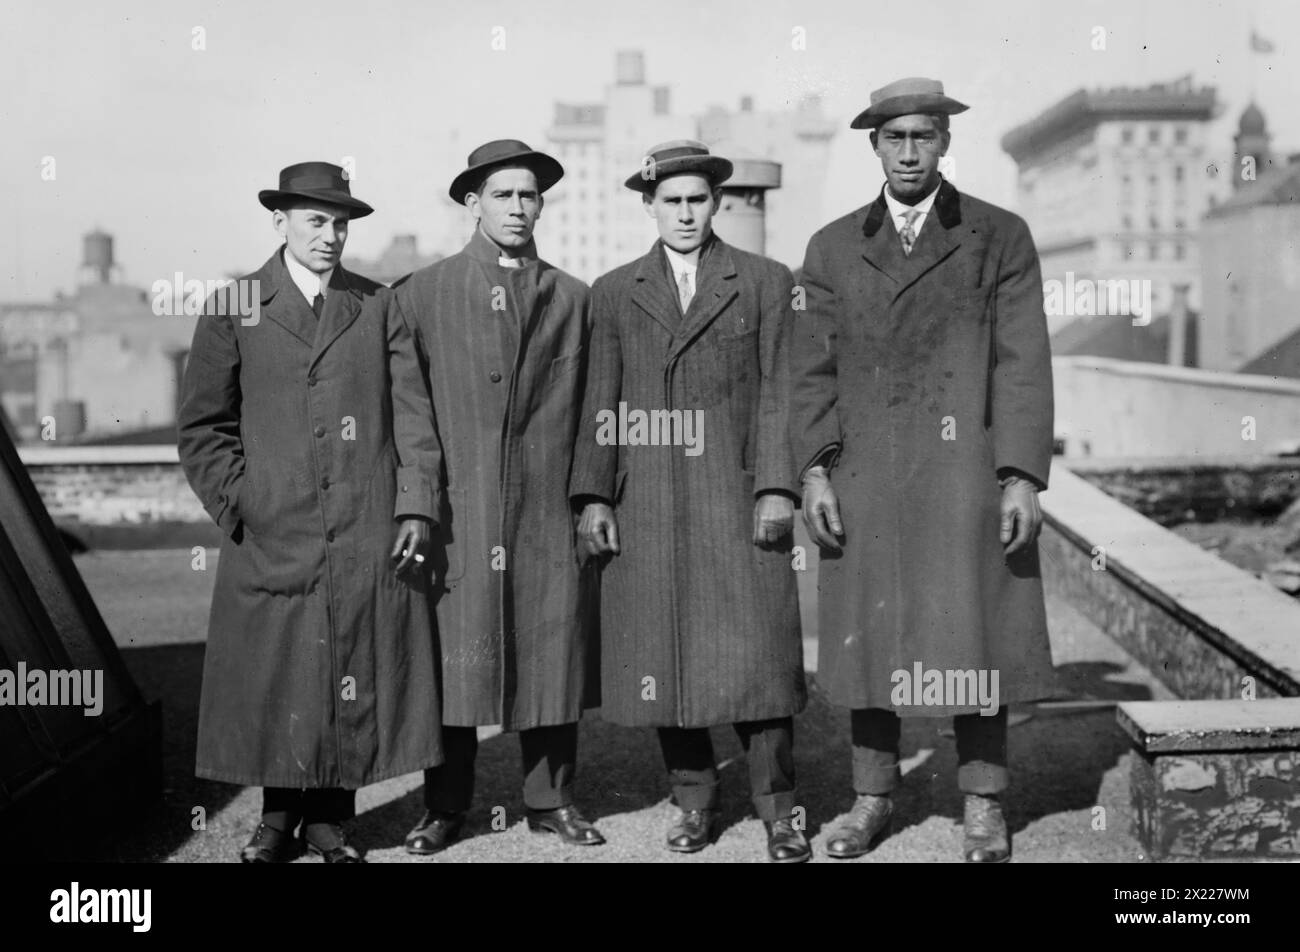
[283,247,332,303]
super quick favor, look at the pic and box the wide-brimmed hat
[258,162,374,218]
[624,140,733,194]
[448,139,564,205]
[849,77,969,130]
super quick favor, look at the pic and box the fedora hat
[849,77,969,130]
[258,161,374,218]
[624,140,733,194]
[448,140,564,205]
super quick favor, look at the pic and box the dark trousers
[657,717,796,822]
[423,723,578,813]
[261,787,355,832]
[851,707,1008,796]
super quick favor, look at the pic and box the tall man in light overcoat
[790,79,1057,863]
[395,140,604,854]
[572,141,809,863]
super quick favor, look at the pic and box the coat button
[489,371,502,383]
[320,478,330,490]
[314,425,326,438]
[327,530,336,542]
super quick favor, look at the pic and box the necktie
[899,209,921,256]
[677,270,694,314]
[311,291,324,319]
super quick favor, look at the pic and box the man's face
[467,167,542,249]
[274,202,350,273]
[644,174,718,254]
[872,114,949,202]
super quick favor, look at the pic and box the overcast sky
[2,0,1296,300]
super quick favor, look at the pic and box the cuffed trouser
[422,723,578,813]
[261,787,356,832]
[657,717,797,822]
[851,706,1008,796]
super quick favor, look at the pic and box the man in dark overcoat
[790,79,1057,863]
[177,162,444,863]
[571,141,809,863]
[395,140,604,853]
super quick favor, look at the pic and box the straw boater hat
[849,77,969,130]
[623,140,733,194]
[258,162,374,218]
[448,139,565,205]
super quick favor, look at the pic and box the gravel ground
[73,548,1164,863]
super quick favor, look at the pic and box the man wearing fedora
[178,162,445,862]
[571,141,809,863]
[790,79,1056,863]
[393,140,604,854]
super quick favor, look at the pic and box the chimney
[1167,283,1191,367]
[615,50,645,86]
[740,95,753,113]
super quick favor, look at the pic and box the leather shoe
[825,794,893,859]
[526,804,605,846]
[240,822,299,863]
[300,823,364,863]
[666,808,720,853]
[963,793,1010,863]
[764,815,811,864]
[405,810,465,855]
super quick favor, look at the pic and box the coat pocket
[434,486,467,583]
[547,349,582,388]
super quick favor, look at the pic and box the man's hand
[801,466,844,550]
[391,517,433,577]
[576,502,620,561]
[753,493,794,547]
[999,475,1042,556]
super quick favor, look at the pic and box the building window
[1148,242,1159,260]
[1121,126,1134,145]
[1122,214,1133,230]
[1174,126,1188,145]
[1175,242,1186,260]
[1174,165,1185,183]
[1149,215,1159,231]
[1148,126,1160,145]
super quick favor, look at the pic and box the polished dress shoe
[300,823,364,863]
[665,808,720,853]
[763,815,811,864]
[963,793,1010,863]
[825,794,893,859]
[405,810,466,855]
[526,804,605,846]
[240,822,299,863]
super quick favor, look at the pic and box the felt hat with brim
[448,140,565,205]
[258,161,374,218]
[624,140,733,194]
[850,77,969,130]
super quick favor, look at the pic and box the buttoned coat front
[570,236,806,728]
[177,248,444,787]
[392,230,597,731]
[790,181,1058,716]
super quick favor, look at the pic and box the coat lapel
[258,248,317,348]
[861,179,964,302]
[631,242,682,339]
[309,267,363,371]
[669,236,738,360]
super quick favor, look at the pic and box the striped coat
[392,229,597,730]
[570,236,806,728]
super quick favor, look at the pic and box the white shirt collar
[283,248,332,303]
[882,179,942,238]
[662,244,699,278]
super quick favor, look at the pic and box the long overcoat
[177,248,444,787]
[570,236,806,728]
[392,229,596,731]
[790,181,1058,716]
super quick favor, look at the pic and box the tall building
[1001,76,1219,330]
[1199,103,1300,375]
[542,52,836,281]
[342,234,442,286]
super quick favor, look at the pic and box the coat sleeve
[388,290,443,524]
[177,298,246,538]
[568,277,622,505]
[789,232,843,479]
[990,216,1054,490]
[754,262,799,500]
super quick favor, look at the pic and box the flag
[1251,30,1275,53]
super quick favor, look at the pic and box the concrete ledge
[1041,467,1300,698]
[1119,700,1300,859]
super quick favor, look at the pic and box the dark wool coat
[570,236,806,728]
[177,248,444,787]
[392,229,597,730]
[790,181,1058,716]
